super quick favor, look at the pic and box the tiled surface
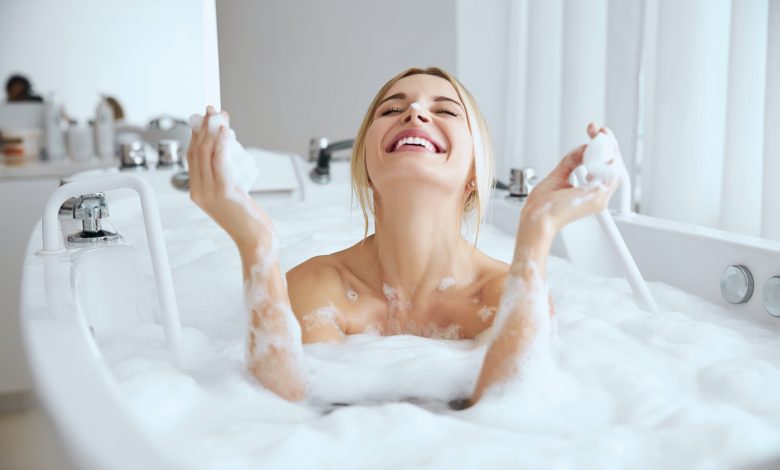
[0,405,76,470]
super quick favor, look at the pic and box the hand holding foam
[189,113,258,193]
[583,129,622,187]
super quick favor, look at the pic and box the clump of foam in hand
[583,129,621,187]
[189,112,258,193]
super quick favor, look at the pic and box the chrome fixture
[170,171,189,191]
[507,168,537,199]
[66,193,120,243]
[120,141,146,169]
[157,139,182,168]
[309,137,355,184]
[720,265,754,304]
[762,276,780,317]
[148,115,188,130]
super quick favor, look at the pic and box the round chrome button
[720,265,754,304]
[762,276,780,317]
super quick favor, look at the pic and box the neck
[365,186,474,305]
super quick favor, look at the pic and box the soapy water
[100,194,780,470]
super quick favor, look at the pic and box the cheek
[364,125,383,173]
[449,127,475,170]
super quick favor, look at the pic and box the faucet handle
[309,137,328,162]
[509,168,537,198]
[72,193,108,233]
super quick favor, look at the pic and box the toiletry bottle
[44,97,66,161]
[67,120,95,161]
[94,96,115,161]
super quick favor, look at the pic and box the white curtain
[505,0,778,240]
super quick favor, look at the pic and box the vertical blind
[505,0,778,240]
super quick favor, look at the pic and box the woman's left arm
[470,125,618,404]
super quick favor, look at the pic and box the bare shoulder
[286,254,349,342]
[474,252,511,307]
[286,254,348,309]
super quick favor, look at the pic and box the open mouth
[386,131,445,154]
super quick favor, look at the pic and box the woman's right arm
[187,107,308,400]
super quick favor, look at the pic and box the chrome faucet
[309,137,355,184]
[67,193,120,243]
[508,168,537,199]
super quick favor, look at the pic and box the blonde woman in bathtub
[187,67,619,405]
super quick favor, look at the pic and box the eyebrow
[377,93,464,109]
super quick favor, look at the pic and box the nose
[403,105,429,124]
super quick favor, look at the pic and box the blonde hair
[350,67,494,239]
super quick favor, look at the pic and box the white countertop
[0,158,115,181]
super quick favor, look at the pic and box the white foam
[583,130,622,186]
[188,112,258,194]
[301,303,342,334]
[102,194,780,470]
[410,102,422,111]
[345,289,358,303]
[477,306,496,322]
[437,277,456,291]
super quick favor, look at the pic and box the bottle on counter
[43,96,66,161]
[67,120,95,162]
[94,96,115,161]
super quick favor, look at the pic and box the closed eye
[436,108,458,117]
[379,106,403,116]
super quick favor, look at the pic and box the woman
[187,67,618,406]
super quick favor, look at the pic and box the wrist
[513,213,554,272]
[234,220,275,255]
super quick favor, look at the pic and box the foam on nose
[410,102,422,111]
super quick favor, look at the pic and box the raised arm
[187,107,308,401]
[470,124,619,404]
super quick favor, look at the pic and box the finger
[587,122,599,139]
[550,145,586,180]
[212,126,229,193]
[200,111,220,157]
[198,106,217,136]
[195,112,217,186]
[186,135,203,197]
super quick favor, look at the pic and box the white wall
[217,0,457,158]
[0,0,218,124]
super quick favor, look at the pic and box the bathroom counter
[0,159,114,181]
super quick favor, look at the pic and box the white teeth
[393,136,437,152]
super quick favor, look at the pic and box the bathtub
[19,151,780,469]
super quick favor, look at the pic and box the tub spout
[66,193,121,243]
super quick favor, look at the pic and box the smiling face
[350,67,494,237]
[363,74,475,199]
